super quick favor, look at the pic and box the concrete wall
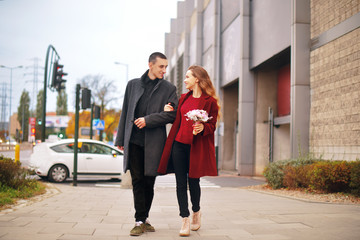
[273,124,291,161]
[221,82,238,170]
[10,113,21,136]
[254,70,277,175]
[290,0,311,158]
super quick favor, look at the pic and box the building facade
[165,0,360,176]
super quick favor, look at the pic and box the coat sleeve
[202,98,218,136]
[145,86,178,128]
[114,82,130,147]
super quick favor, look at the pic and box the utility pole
[0,82,7,130]
[24,58,43,112]
[0,65,23,137]
[73,84,80,186]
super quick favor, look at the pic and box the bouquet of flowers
[185,109,212,135]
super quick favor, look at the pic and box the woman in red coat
[158,65,220,237]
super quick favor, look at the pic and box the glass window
[89,143,113,155]
[51,143,76,153]
[50,142,123,156]
[80,143,91,153]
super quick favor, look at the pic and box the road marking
[95,184,121,188]
[155,174,220,188]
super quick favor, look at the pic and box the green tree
[17,90,30,142]
[35,90,43,119]
[35,90,44,139]
[56,90,68,115]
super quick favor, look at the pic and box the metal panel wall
[221,15,241,86]
[251,0,291,68]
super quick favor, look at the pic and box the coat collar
[140,70,163,84]
[138,69,163,99]
[179,91,211,109]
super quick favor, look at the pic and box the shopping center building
[165,0,360,175]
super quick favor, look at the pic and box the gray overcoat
[114,70,178,176]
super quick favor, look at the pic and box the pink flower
[185,109,212,122]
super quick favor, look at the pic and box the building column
[290,0,310,157]
[237,0,255,175]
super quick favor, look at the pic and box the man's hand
[134,117,146,129]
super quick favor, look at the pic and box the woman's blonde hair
[188,65,221,121]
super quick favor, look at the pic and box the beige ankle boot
[179,217,190,236]
[191,211,201,231]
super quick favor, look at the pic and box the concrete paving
[0,175,360,240]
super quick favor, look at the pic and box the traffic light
[58,132,65,139]
[94,105,100,119]
[81,88,91,109]
[37,119,42,125]
[30,126,36,137]
[51,61,67,92]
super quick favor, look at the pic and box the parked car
[30,139,123,183]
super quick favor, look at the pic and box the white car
[30,139,123,183]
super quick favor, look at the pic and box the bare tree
[79,74,118,117]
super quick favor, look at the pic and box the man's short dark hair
[149,52,167,64]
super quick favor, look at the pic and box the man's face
[149,57,168,79]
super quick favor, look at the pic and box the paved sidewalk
[0,177,360,240]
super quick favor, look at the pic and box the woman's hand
[193,122,204,135]
[164,102,174,112]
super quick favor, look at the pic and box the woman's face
[184,70,198,90]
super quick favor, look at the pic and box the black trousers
[129,143,156,223]
[172,141,201,218]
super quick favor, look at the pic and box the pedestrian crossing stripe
[155,175,220,188]
[94,175,220,188]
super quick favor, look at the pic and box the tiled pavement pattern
[1,177,360,240]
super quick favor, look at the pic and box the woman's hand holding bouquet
[185,109,212,135]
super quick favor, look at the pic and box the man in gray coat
[115,52,178,236]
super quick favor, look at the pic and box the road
[0,148,32,167]
[1,148,265,188]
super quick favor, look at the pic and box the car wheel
[48,165,68,183]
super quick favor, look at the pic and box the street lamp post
[0,65,23,138]
[114,61,129,82]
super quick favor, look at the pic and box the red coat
[158,91,218,178]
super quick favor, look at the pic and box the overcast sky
[0,0,181,120]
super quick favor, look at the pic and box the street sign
[29,117,36,126]
[93,119,105,130]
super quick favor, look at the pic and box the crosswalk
[155,174,220,188]
[95,174,219,188]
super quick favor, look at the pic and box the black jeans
[129,143,156,223]
[172,141,201,218]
